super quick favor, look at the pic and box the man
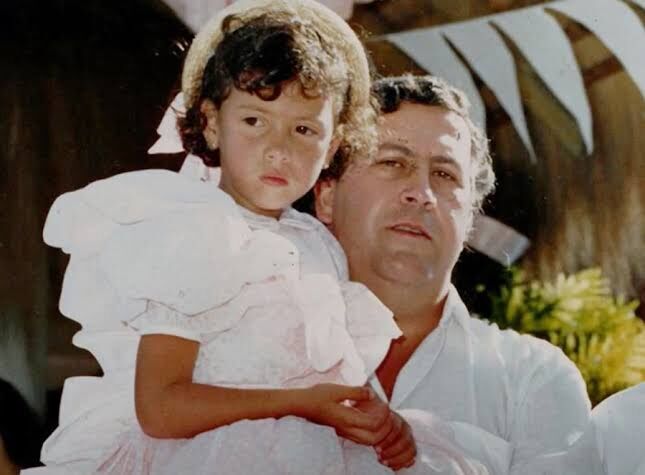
[315,75,591,473]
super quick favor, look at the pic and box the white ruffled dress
[38,157,483,475]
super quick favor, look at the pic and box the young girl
[39,1,487,473]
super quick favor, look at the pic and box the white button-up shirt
[369,285,592,474]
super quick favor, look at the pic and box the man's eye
[295,125,316,136]
[243,117,261,126]
[433,170,456,181]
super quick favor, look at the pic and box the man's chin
[373,253,439,286]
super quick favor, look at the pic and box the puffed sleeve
[44,169,300,345]
[290,274,399,386]
[342,282,401,378]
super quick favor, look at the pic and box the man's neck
[370,280,451,401]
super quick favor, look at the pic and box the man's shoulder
[285,207,349,279]
[466,316,580,381]
[467,316,556,351]
[287,207,326,228]
[286,208,341,249]
[464,317,589,417]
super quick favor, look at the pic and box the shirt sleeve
[500,333,593,474]
[400,409,510,474]
[400,386,592,475]
[592,383,645,475]
[377,329,592,474]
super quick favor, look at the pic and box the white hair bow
[148,92,187,155]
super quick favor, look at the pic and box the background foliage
[481,268,645,405]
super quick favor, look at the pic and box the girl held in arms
[39,1,487,473]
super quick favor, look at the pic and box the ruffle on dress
[40,168,400,470]
[96,417,348,475]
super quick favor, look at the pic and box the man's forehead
[377,104,471,158]
[378,142,414,155]
[379,103,465,132]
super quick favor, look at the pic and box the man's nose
[400,177,437,210]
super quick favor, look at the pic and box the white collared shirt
[369,285,592,474]
[182,155,592,473]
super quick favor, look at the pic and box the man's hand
[338,396,417,471]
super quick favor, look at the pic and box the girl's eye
[295,125,316,136]
[377,159,403,168]
[243,117,261,127]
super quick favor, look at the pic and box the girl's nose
[264,147,289,162]
[264,135,291,163]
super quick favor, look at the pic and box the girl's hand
[340,397,417,471]
[294,383,381,434]
[374,411,416,471]
[335,395,391,444]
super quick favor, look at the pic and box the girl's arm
[134,334,378,439]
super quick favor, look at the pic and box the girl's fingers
[338,409,395,445]
[337,385,374,403]
[382,445,417,471]
[375,413,401,448]
[340,427,376,445]
[379,427,416,460]
[336,404,379,430]
[374,412,395,444]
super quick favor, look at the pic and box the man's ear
[314,179,336,226]
[200,99,219,150]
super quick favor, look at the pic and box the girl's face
[202,81,339,218]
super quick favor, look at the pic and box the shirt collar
[370,286,474,406]
[437,284,474,336]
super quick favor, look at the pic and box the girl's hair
[178,12,377,168]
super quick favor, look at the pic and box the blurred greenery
[479,268,645,406]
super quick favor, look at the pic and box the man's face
[317,103,473,291]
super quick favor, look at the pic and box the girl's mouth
[260,175,288,186]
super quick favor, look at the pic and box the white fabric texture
[593,383,645,475]
[521,383,645,474]
[38,156,486,474]
[368,286,592,474]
